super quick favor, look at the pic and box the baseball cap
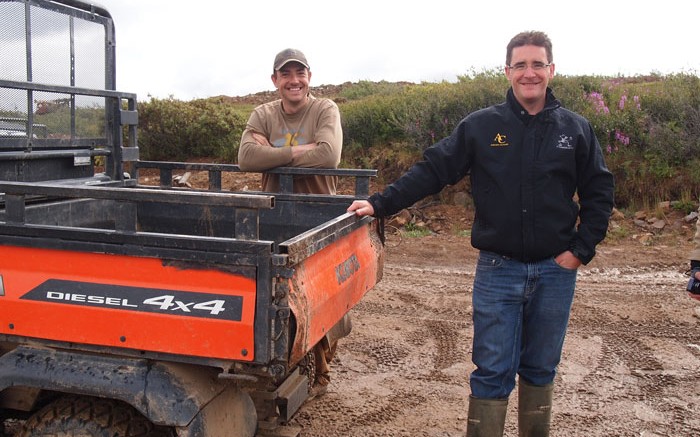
[273,48,310,70]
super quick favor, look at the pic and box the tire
[18,395,175,437]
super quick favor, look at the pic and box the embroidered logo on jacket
[556,134,574,150]
[491,133,509,147]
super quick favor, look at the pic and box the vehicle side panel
[287,222,383,364]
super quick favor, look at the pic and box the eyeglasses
[507,62,551,72]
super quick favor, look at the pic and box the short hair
[506,31,553,66]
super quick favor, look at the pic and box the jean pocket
[551,257,578,272]
[477,251,504,269]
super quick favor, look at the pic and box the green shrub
[340,94,407,151]
[340,70,507,163]
[137,96,247,161]
[339,80,411,101]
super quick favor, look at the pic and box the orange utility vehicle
[0,1,384,436]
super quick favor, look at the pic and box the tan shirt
[237,96,342,194]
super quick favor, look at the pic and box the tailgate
[0,245,258,361]
[282,214,384,364]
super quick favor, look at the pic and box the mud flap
[253,367,308,433]
[180,386,257,437]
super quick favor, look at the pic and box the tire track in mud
[557,266,700,436]
[371,264,472,377]
[291,262,472,436]
[292,258,700,436]
[292,390,428,437]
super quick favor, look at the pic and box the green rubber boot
[466,395,508,437]
[518,380,554,437]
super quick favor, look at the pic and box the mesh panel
[0,2,27,82]
[74,17,107,141]
[0,2,29,142]
[74,17,106,90]
[75,95,106,139]
[0,2,109,148]
[31,7,72,86]
[33,91,72,139]
[0,88,28,139]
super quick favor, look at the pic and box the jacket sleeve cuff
[569,241,594,265]
[368,193,386,218]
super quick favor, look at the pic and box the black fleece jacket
[368,88,614,264]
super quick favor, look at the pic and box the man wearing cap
[238,48,342,194]
[238,49,343,398]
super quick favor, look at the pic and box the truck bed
[0,179,383,368]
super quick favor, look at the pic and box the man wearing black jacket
[348,31,614,437]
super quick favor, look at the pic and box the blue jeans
[469,251,578,399]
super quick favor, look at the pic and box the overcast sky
[103,0,698,101]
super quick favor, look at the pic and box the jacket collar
[507,87,561,123]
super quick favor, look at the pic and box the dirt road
[289,227,700,437]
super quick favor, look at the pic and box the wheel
[18,395,175,437]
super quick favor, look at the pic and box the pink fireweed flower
[587,92,610,114]
[614,129,630,146]
[619,94,627,110]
